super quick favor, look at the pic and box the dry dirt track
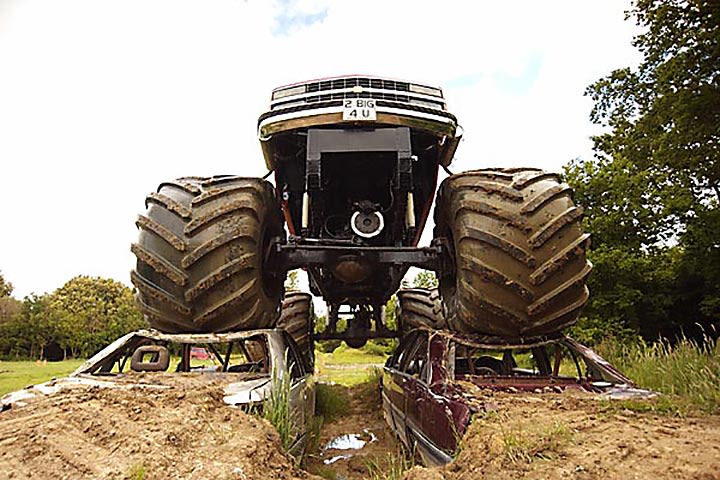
[4,377,720,480]
[404,389,720,480]
[0,375,319,480]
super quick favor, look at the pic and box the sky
[0,0,641,299]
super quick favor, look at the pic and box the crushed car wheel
[396,287,446,333]
[277,291,315,369]
[434,168,592,338]
[131,176,285,333]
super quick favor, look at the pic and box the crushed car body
[381,328,654,466]
[1,329,315,454]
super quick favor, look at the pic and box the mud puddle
[321,429,378,465]
[305,382,408,480]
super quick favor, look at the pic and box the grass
[597,337,720,414]
[262,358,297,455]
[500,421,572,465]
[366,448,413,480]
[315,343,387,385]
[315,383,349,421]
[316,343,387,365]
[126,463,147,480]
[0,359,86,396]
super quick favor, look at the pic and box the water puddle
[322,429,377,465]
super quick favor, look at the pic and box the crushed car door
[398,332,434,453]
[382,330,418,444]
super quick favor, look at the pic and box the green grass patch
[315,343,387,386]
[597,337,720,414]
[0,359,86,396]
[126,463,147,480]
[316,343,387,365]
[315,383,349,421]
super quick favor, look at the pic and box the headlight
[272,85,307,100]
[409,84,443,97]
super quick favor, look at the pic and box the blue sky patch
[445,53,543,95]
[493,53,543,95]
[446,73,484,89]
[273,6,328,36]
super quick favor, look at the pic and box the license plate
[343,98,377,121]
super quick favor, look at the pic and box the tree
[587,1,719,211]
[0,271,20,331]
[567,0,720,342]
[49,276,147,358]
[413,270,438,289]
[0,294,62,359]
[0,271,13,298]
[284,270,300,291]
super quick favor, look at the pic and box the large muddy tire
[131,176,285,333]
[277,291,315,370]
[434,168,592,339]
[396,288,446,334]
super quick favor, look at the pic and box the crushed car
[1,329,315,455]
[381,328,654,466]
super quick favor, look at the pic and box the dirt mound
[405,390,720,480]
[0,376,318,480]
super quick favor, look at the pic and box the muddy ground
[404,388,720,480]
[305,381,404,480]
[0,375,318,480]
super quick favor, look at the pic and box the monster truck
[131,75,591,346]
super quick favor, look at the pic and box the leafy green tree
[0,271,13,298]
[49,276,147,357]
[413,270,438,289]
[585,0,719,237]
[284,270,300,291]
[0,271,21,331]
[567,0,719,342]
[0,294,62,359]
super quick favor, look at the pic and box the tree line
[0,273,147,360]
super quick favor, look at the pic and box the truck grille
[305,77,410,93]
[270,76,446,112]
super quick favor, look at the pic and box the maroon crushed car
[381,328,653,465]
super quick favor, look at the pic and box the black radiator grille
[305,77,411,93]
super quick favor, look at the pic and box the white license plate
[343,98,377,121]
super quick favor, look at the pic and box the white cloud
[0,0,640,298]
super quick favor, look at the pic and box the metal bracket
[313,329,400,341]
[305,127,412,190]
[270,241,444,273]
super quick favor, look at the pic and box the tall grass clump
[263,359,297,453]
[366,448,413,480]
[362,366,382,392]
[597,336,720,413]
